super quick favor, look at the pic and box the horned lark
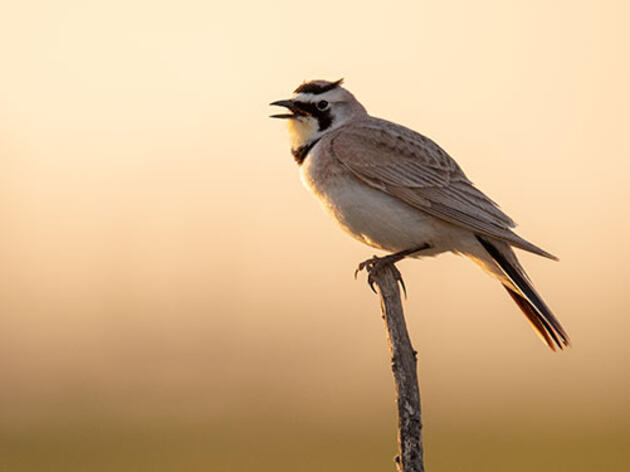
[270,79,569,350]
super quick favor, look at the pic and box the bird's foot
[354,245,430,297]
[354,254,407,297]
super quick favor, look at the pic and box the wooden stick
[371,264,424,472]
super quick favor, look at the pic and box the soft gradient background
[1,1,629,470]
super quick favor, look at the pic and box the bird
[270,78,569,351]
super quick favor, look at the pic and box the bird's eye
[317,100,329,110]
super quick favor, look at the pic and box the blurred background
[1,1,629,470]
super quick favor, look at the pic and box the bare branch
[371,264,424,472]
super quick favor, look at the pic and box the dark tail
[476,235,570,351]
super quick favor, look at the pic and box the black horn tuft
[294,78,344,95]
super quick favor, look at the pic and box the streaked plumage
[270,79,569,350]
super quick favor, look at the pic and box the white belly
[300,155,461,256]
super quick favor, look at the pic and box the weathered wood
[371,264,424,472]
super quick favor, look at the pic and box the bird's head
[270,79,367,151]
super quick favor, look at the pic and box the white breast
[299,144,457,256]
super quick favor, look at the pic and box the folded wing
[329,118,557,260]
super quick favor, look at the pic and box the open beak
[269,99,299,119]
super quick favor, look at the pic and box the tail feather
[475,235,570,350]
[503,286,559,351]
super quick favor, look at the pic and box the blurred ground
[2,417,628,471]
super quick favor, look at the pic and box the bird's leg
[355,244,431,297]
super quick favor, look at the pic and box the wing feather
[328,118,557,259]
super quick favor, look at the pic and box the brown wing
[328,118,557,259]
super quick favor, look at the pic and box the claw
[368,274,377,294]
[354,245,429,297]
[354,256,375,279]
[397,273,407,299]
[355,254,408,297]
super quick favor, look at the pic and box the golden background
[1,1,628,470]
